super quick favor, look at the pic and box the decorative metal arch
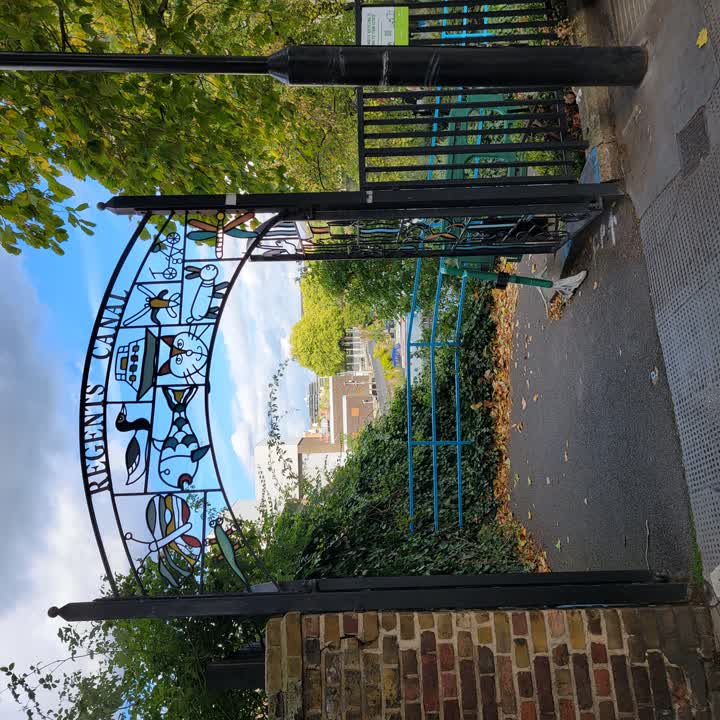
[79,185,622,599]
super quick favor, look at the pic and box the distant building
[341,328,369,372]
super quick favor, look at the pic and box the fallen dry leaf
[528,511,533,520]
[533,393,540,402]
[531,263,537,273]
[527,477,532,487]
[521,397,527,410]
[592,281,598,290]
[697,27,709,47]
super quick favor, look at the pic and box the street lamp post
[0,45,648,87]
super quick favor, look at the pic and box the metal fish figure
[187,211,256,259]
[184,264,229,322]
[153,386,209,490]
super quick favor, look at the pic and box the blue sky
[0,177,311,719]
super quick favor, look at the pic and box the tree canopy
[289,273,364,376]
[0,0,357,254]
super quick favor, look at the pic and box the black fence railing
[354,1,585,191]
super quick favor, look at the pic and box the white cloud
[0,254,107,720]
[220,261,312,484]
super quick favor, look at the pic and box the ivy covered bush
[266,282,530,580]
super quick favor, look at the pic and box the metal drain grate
[678,107,710,177]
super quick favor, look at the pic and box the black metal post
[48,572,687,622]
[0,45,648,86]
[98,184,624,219]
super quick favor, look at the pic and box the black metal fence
[354,1,586,191]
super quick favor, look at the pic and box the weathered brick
[459,659,477,710]
[362,683,382,720]
[517,671,534,698]
[586,609,602,636]
[421,631,436,655]
[513,612,529,636]
[405,704,421,720]
[673,607,698,645]
[303,615,320,639]
[461,712,476,720]
[515,638,531,668]
[422,654,440,712]
[381,612,397,632]
[694,607,713,636]
[343,637,360,668]
[479,675,498,720]
[579,714,596,720]
[361,612,379,646]
[325,614,341,648]
[590,642,608,664]
[647,652,672,713]
[638,610,659,649]
[684,654,709,708]
[494,613,511,653]
[603,610,623,651]
[305,637,321,667]
[477,625,493,645]
[383,636,399,665]
[530,611,549,653]
[631,665,651,706]
[383,666,400,708]
[456,612,472,629]
[477,646,495,674]
[598,700,615,720]
[345,669,362,707]
[399,613,415,641]
[267,618,282,648]
[620,609,640,636]
[384,712,400,720]
[285,612,302,656]
[475,611,490,625]
[324,685,341,720]
[594,668,611,696]
[610,656,634,713]
[437,613,454,640]
[404,675,420,703]
[441,671,458,699]
[343,612,358,636]
[303,667,322,713]
[417,612,434,630]
[266,647,282,694]
[568,611,586,650]
[458,631,473,658]
[362,651,381,685]
[559,699,576,720]
[555,668,573,697]
[498,655,516,714]
[548,610,566,639]
[401,648,418,677]
[444,699,461,720]
[534,656,555,714]
[667,665,688,705]
[325,651,342,686]
[553,643,570,667]
[346,710,361,720]
[520,702,538,720]
[572,654,593,710]
[439,643,455,672]
[627,634,646,664]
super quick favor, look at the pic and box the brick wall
[266,607,719,720]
